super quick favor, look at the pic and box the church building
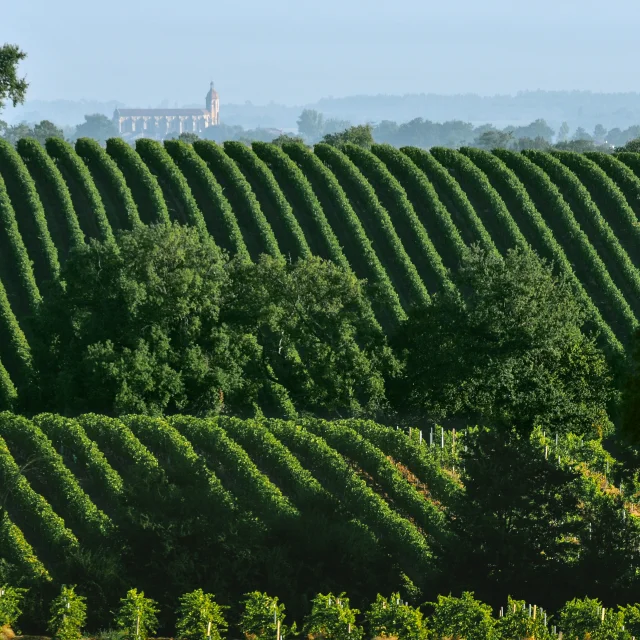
[113,83,220,137]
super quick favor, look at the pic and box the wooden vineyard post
[207,621,212,640]
[136,611,140,640]
[276,619,281,640]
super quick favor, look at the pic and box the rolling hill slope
[0,141,639,399]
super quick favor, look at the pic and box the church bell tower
[205,81,220,126]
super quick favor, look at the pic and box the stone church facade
[114,83,220,137]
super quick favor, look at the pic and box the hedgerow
[251,142,349,268]
[431,147,526,253]
[344,143,452,296]
[371,143,468,270]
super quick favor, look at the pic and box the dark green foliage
[17,137,85,261]
[223,141,311,260]
[31,222,390,419]
[105,138,170,225]
[45,138,114,244]
[315,143,429,310]
[193,140,281,260]
[135,139,207,237]
[0,44,28,111]
[164,140,249,259]
[321,124,375,149]
[397,246,615,438]
[0,139,59,287]
[75,137,141,231]
[31,222,239,417]
[282,141,404,328]
[343,142,451,296]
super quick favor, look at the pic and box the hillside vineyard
[2,139,640,402]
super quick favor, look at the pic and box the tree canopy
[0,44,28,113]
[395,246,615,437]
[30,222,391,419]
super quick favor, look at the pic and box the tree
[223,254,393,418]
[296,109,324,141]
[72,114,118,145]
[31,221,241,416]
[31,223,392,419]
[449,427,584,601]
[172,132,199,144]
[270,133,305,147]
[557,121,570,142]
[572,126,593,141]
[618,138,640,153]
[322,118,352,135]
[321,124,374,149]
[554,139,601,152]
[364,593,427,640]
[114,589,159,640]
[47,586,87,640]
[32,120,64,145]
[425,592,498,640]
[302,593,363,640]
[395,245,615,438]
[1,122,32,145]
[472,129,513,150]
[513,135,551,151]
[593,124,607,144]
[175,589,228,640]
[0,45,28,114]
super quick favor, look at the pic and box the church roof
[114,108,210,117]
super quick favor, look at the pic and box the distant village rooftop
[113,82,220,137]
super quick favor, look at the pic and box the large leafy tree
[395,246,615,438]
[31,222,390,418]
[321,124,374,149]
[0,44,28,113]
[446,427,584,605]
[296,109,325,141]
[72,114,118,145]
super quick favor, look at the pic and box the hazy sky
[3,0,639,106]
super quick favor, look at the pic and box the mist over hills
[7,90,640,132]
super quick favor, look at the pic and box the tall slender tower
[205,81,220,126]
